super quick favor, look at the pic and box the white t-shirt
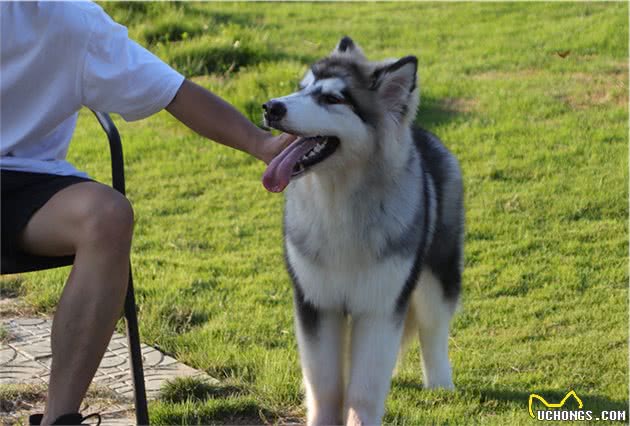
[0,1,185,177]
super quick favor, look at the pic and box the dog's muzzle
[262,101,286,123]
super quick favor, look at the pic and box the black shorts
[1,170,92,256]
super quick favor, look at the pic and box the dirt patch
[472,61,628,110]
[0,384,133,426]
[0,276,24,299]
[0,298,37,320]
[472,69,541,81]
[439,97,479,113]
[563,65,628,110]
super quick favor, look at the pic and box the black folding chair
[1,111,149,425]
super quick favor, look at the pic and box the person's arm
[166,79,295,164]
[77,5,293,163]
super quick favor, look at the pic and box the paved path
[1,317,215,425]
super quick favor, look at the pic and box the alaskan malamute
[262,37,463,426]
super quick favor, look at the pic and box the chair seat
[1,253,75,275]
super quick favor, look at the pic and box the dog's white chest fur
[284,169,422,315]
[287,240,414,315]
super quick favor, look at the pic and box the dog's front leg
[345,314,403,426]
[295,297,347,426]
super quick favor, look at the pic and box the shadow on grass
[168,44,310,78]
[478,388,629,413]
[155,377,278,425]
[416,96,472,129]
[151,397,273,426]
[178,3,261,28]
[103,2,256,29]
[141,9,261,46]
[159,377,245,403]
[143,22,205,45]
[159,304,209,334]
[393,378,628,414]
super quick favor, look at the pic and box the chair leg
[124,265,150,425]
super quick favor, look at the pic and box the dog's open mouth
[262,135,339,193]
[292,136,339,175]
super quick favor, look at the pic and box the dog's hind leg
[294,297,347,426]
[345,314,403,426]
[412,269,457,389]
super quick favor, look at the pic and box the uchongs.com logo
[528,390,627,422]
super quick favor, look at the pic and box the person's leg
[18,181,134,424]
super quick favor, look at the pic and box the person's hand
[255,132,298,164]
[166,80,298,165]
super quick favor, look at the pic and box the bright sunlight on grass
[1,2,627,425]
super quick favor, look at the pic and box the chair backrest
[92,110,126,195]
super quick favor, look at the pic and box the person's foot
[29,412,101,425]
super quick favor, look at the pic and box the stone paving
[1,317,216,425]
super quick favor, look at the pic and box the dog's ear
[332,36,365,57]
[371,56,418,115]
[335,36,355,53]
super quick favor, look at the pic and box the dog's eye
[321,94,344,105]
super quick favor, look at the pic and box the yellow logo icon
[528,390,583,419]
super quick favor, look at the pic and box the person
[0,2,295,425]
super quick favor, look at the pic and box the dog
[262,36,463,426]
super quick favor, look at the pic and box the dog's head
[262,36,419,192]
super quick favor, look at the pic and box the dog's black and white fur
[263,37,463,426]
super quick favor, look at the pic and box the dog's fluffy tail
[395,295,421,372]
[395,271,459,376]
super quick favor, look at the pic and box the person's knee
[79,189,134,249]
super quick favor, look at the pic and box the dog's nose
[262,101,287,122]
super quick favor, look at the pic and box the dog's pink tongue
[262,137,317,192]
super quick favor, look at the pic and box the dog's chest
[284,191,419,314]
[286,195,390,264]
[285,236,414,314]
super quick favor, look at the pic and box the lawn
[1,2,628,425]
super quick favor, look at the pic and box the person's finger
[277,132,298,150]
[259,132,297,164]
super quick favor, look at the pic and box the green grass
[1,2,627,424]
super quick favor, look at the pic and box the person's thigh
[19,181,133,257]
